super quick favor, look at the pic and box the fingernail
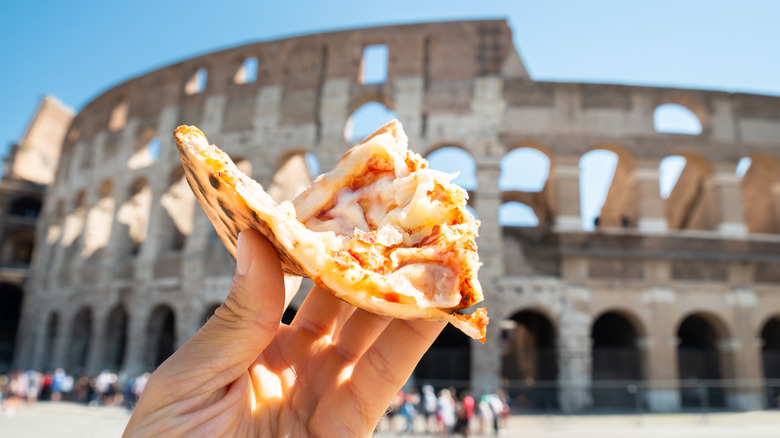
[236,231,252,276]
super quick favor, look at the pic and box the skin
[123,229,445,437]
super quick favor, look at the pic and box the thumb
[175,229,287,376]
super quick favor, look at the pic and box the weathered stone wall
[14,19,780,414]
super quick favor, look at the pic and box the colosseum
[11,19,780,413]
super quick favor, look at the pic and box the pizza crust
[174,121,488,342]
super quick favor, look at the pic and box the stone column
[86,305,108,374]
[723,287,764,410]
[637,334,681,412]
[553,156,581,231]
[636,160,668,233]
[639,286,680,412]
[708,165,747,237]
[557,309,592,413]
[122,306,150,376]
[471,153,503,395]
[50,307,73,371]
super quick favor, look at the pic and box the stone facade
[13,20,780,413]
[1,96,73,371]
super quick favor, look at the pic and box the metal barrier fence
[410,378,780,414]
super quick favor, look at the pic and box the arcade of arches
[497,306,780,412]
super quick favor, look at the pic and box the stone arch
[0,283,23,371]
[740,153,780,234]
[158,166,195,252]
[103,304,128,371]
[500,308,558,410]
[267,150,318,203]
[676,311,733,408]
[117,177,152,256]
[128,126,160,169]
[234,55,259,84]
[590,309,645,409]
[663,152,717,231]
[67,306,92,374]
[425,144,478,191]
[108,95,129,132]
[579,145,638,230]
[184,66,208,95]
[415,323,472,392]
[83,178,115,259]
[500,145,552,225]
[759,315,780,407]
[653,96,708,135]
[344,101,398,143]
[146,304,176,370]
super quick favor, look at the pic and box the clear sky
[2,0,779,226]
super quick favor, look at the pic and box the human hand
[123,229,445,437]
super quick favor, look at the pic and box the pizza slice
[174,120,488,342]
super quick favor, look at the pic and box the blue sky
[2,1,779,227]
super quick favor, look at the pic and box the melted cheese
[300,165,470,308]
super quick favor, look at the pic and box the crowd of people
[2,368,511,435]
[377,385,510,436]
[0,368,150,416]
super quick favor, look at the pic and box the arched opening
[426,146,477,192]
[68,307,92,374]
[659,155,687,199]
[579,150,618,230]
[159,167,195,252]
[360,44,389,85]
[8,196,41,218]
[500,148,550,192]
[760,317,780,408]
[129,127,161,169]
[499,202,539,226]
[117,178,152,256]
[0,284,23,371]
[662,154,717,231]
[147,305,176,370]
[501,310,558,411]
[654,103,702,135]
[103,304,128,371]
[415,324,471,392]
[499,147,551,225]
[83,179,115,259]
[591,311,642,409]
[235,56,259,84]
[677,313,727,408]
[740,154,780,234]
[108,97,128,132]
[345,101,398,143]
[268,152,318,203]
[0,229,35,266]
[42,312,59,371]
[185,68,208,95]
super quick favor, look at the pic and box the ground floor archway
[501,310,558,411]
[591,311,642,409]
[677,313,727,408]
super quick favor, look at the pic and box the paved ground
[2,402,780,437]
